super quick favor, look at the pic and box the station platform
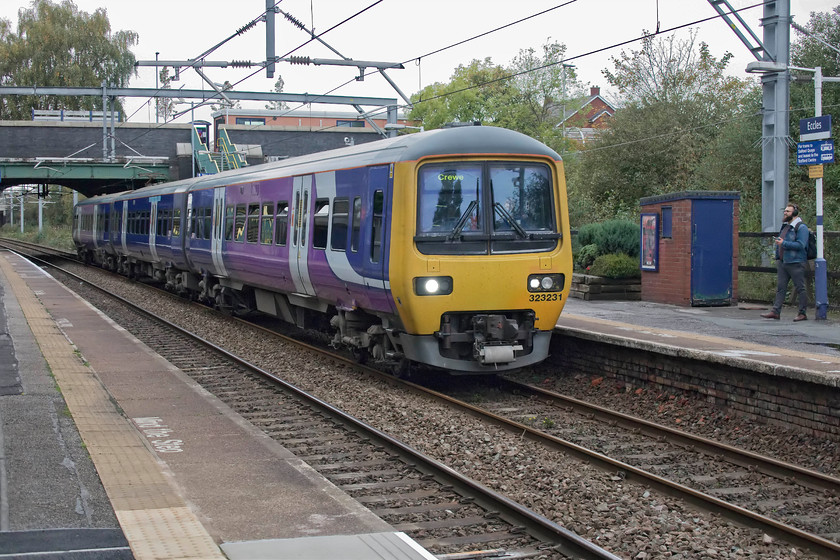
[0,249,435,559]
[557,298,840,385]
[2,245,838,559]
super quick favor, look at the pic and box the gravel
[63,265,828,559]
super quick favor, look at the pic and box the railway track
[427,376,840,558]
[4,238,837,558]
[0,242,616,560]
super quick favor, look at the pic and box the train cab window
[235,205,247,242]
[350,196,362,252]
[371,190,384,263]
[260,203,274,244]
[313,199,330,250]
[331,198,349,251]
[224,205,235,241]
[246,203,260,243]
[275,202,289,246]
[172,209,181,236]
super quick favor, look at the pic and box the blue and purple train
[73,125,573,374]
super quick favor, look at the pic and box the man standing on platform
[761,203,810,322]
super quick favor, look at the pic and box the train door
[149,196,160,262]
[290,175,316,296]
[362,165,392,292]
[210,187,228,277]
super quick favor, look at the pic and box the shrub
[575,243,599,270]
[588,253,640,279]
[576,222,601,248]
[594,219,640,257]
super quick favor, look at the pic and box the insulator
[236,20,257,35]
[230,60,253,68]
[289,56,311,65]
[283,12,306,30]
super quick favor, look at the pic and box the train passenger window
[313,199,330,250]
[260,203,274,244]
[143,211,151,235]
[246,204,260,243]
[235,205,247,242]
[371,190,384,263]
[172,209,181,236]
[350,197,361,252]
[331,198,349,251]
[292,193,300,246]
[224,205,235,241]
[275,202,288,246]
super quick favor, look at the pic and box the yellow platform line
[0,254,225,560]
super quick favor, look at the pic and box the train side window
[275,202,288,246]
[246,203,260,243]
[234,204,246,242]
[156,209,165,236]
[224,205,235,241]
[260,202,274,244]
[331,198,349,251]
[143,211,151,235]
[371,190,384,263]
[300,192,309,247]
[292,192,300,246]
[313,198,330,250]
[203,208,212,240]
[350,196,361,252]
[172,209,181,236]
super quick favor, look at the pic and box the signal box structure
[639,191,740,306]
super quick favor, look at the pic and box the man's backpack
[794,223,817,259]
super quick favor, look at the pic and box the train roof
[77,126,560,204]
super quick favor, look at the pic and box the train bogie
[73,125,573,374]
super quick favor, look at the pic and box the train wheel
[389,358,410,379]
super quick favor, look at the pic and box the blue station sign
[800,115,832,141]
[797,139,835,165]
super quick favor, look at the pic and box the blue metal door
[691,198,733,305]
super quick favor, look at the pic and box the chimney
[590,86,600,97]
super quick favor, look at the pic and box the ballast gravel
[69,269,828,559]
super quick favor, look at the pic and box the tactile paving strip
[0,254,225,560]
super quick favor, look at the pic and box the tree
[0,0,138,119]
[569,32,754,220]
[156,66,180,122]
[408,58,517,130]
[790,5,840,231]
[265,76,288,110]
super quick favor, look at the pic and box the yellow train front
[387,125,572,373]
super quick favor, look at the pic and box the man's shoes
[761,311,780,320]
[793,313,808,322]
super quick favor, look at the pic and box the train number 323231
[529,293,560,302]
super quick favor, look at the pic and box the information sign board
[797,139,835,165]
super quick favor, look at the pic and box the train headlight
[527,273,564,293]
[414,276,453,296]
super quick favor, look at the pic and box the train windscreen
[415,161,559,255]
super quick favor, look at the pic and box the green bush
[588,253,640,279]
[594,219,639,257]
[576,222,601,248]
[575,243,599,270]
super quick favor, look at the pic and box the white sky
[1,0,837,123]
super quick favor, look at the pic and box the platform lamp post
[747,61,839,320]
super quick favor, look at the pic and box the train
[73,124,573,374]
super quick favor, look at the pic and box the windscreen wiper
[449,200,478,239]
[493,202,528,239]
